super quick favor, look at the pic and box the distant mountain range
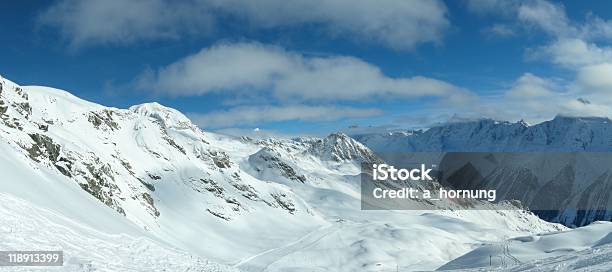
[350,116,612,152]
[350,117,612,227]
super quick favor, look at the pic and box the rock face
[434,152,612,227]
[249,147,307,183]
[308,132,382,164]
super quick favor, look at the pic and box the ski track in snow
[234,223,336,271]
[440,221,612,271]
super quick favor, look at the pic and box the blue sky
[3,0,612,137]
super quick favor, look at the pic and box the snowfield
[0,74,609,271]
[0,193,237,272]
[439,221,612,271]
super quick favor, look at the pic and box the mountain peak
[326,132,350,140]
[309,132,381,163]
[353,115,612,152]
[130,102,196,130]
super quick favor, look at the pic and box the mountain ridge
[350,115,612,152]
[350,116,612,227]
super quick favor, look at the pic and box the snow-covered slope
[1,77,325,263]
[0,75,565,271]
[0,192,237,272]
[439,221,612,271]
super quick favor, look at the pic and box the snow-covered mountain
[350,117,612,153]
[350,118,612,227]
[0,75,573,271]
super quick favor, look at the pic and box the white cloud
[531,39,612,68]
[188,105,382,128]
[482,24,516,38]
[215,0,449,50]
[40,0,449,50]
[39,0,214,47]
[512,0,612,104]
[489,73,612,122]
[517,0,571,36]
[138,43,294,96]
[417,72,612,125]
[439,0,612,124]
[468,0,612,43]
[465,0,520,17]
[464,0,520,39]
[214,127,303,139]
[515,1,612,41]
[512,1,612,111]
[577,63,612,93]
[514,3,612,106]
[581,16,612,41]
[560,98,612,116]
[137,42,468,101]
[506,73,555,98]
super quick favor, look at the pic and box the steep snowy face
[248,146,308,184]
[308,132,382,164]
[130,102,196,131]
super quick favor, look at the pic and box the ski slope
[0,192,237,272]
[440,221,612,271]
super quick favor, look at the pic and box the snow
[351,118,612,227]
[0,192,237,272]
[0,134,141,236]
[440,221,612,271]
[235,210,563,271]
[130,102,196,130]
[351,117,612,152]
[0,75,591,271]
